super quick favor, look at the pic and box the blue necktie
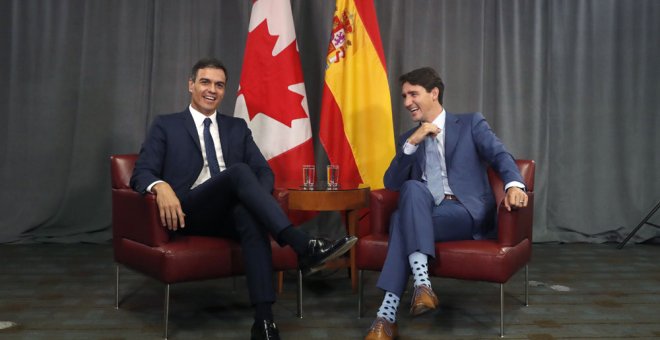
[424,136,444,205]
[203,118,221,177]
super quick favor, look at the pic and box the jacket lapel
[444,112,460,167]
[216,114,232,165]
[405,126,426,179]
[417,136,426,175]
[183,110,202,153]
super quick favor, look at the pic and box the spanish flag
[319,0,395,190]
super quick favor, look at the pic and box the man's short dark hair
[399,67,445,105]
[191,57,228,82]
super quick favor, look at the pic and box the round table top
[285,185,370,211]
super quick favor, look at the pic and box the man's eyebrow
[199,77,225,84]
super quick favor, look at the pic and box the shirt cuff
[504,181,526,192]
[403,141,418,155]
[146,180,165,193]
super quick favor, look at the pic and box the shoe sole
[410,299,439,316]
[410,304,436,316]
[302,236,358,276]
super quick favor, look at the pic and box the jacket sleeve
[383,130,418,191]
[470,113,524,187]
[130,116,166,194]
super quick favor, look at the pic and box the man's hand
[407,122,441,145]
[504,186,528,212]
[152,182,186,230]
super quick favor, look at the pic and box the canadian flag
[234,0,314,189]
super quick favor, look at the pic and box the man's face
[189,67,226,116]
[401,82,440,123]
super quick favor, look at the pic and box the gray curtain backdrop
[1,0,658,243]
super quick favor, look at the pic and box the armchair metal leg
[525,265,529,306]
[357,270,363,318]
[500,283,504,338]
[499,265,530,338]
[115,264,120,309]
[277,271,284,294]
[163,284,170,340]
[296,270,303,318]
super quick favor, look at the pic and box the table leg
[347,209,358,293]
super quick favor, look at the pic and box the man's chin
[202,105,219,114]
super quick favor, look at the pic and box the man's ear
[431,87,439,100]
[188,79,194,92]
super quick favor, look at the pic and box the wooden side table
[287,187,370,292]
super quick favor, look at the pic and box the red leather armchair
[111,154,301,339]
[356,160,535,337]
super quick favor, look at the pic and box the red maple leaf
[238,21,307,127]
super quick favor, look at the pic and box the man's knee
[400,180,429,199]
[227,163,251,176]
[400,180,425,191]
[227,163,258,184]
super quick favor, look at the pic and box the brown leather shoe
[409,285,439,316]
[364,317,398,340]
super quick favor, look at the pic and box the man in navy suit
[131,58,356,340]
[365,67,529,340]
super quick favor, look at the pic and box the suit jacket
[130,109,273,201]
[384,112,524,236]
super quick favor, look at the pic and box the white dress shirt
[188,105,226,189]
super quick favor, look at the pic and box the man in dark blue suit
[365,67,529,340]
[131,58,356,340]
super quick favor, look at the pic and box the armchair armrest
[112,188,169,247]
[497,191,534,246]
[364,189,399,237]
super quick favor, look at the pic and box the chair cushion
[116,236,235,283]
[116,235,298,284]
[431,239,531,283]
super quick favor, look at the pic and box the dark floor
[1,243,660,339]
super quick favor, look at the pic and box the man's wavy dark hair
[399,67,444,105]
[190,57,228,82]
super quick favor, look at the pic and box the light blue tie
[203,118,221,177]
[424,136,444,205]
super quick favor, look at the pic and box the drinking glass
[327,164,339,190]
[302,165,315,190]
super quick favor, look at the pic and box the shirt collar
[189,104,217,127]
[431,108,446,131]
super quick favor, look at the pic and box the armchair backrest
[111,154,138,189]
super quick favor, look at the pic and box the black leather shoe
[251,319,280,340]
[298,235,358,275]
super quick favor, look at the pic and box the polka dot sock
[376,291,400,323]
[408,251,431,288]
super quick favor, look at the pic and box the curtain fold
[1,0,658,243]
